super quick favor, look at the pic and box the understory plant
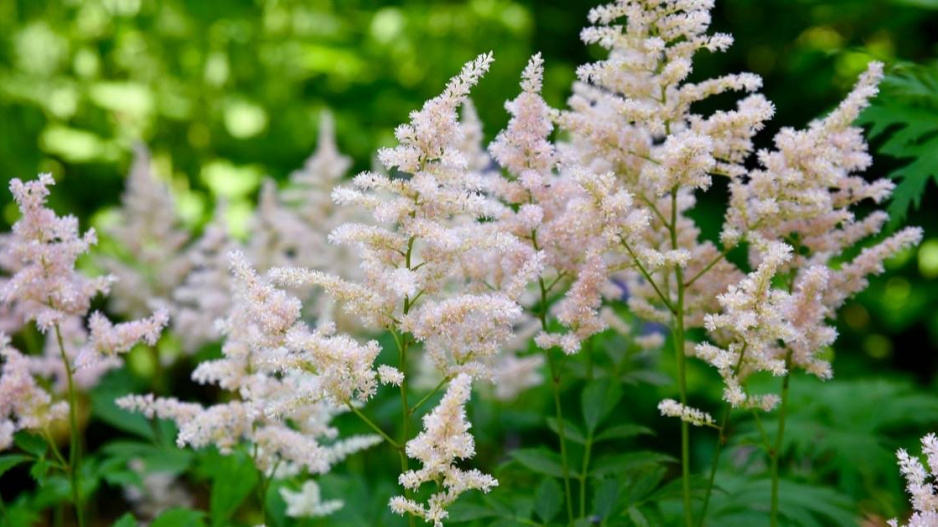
[0,1,931,527]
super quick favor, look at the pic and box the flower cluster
[101,146,190,318]
[390,374,497,526]
[891,434,938,527]
[0,174,168,451]
[120,251,380,476]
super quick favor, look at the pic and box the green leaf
[594,424,653,443]
[859,62,938,225]
[208,450,259,525]
[0,454,31,478]
[590,452,675,479]
[29,456,53,484]
[91,391,156,441]
[265,479,288,527]
[113,513,139,527]
[151,508,206,527]
[90,369,157,440]
[628,506,650,527]
[14,431,47,457]
[509,448,566,478]
[546,417,586,444]
[593,478,619,519]
[533,478,563,524]
[581,379,623,432]
[447,502,500,522]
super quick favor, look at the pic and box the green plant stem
[54,324,85,527]
[579,430,594,518]
[347,403,401,450]
[770,351,794,527]
[409,376,450,416]
[547,350,574,525]
[532,229,574,524]
[697,408,728,527]
[397,235,418,527]
[697,343,749,526]
[667,190,692,527]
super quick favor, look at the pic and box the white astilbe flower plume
[278,110,367,329]
[102,145,191,318]
[489,53,650,354]
[658,399,714,428]
[557,0,762,331]
[389,374,497,526]
[890,434,938,527]
[271,53,533,381]
[120,252,380,476]
[693,242,794,411]
[247,178,310,271]
[725,61,923,307]
[0,338,69,451]
[280,481,344,519]
[172,204,241,353]
[1,174,110,331]
[0,174,167,391]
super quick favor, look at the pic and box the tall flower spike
[693,242,795,411]
[172,204,241,353]
[247,178,310,271]
[122,252,381,477]
[102,145,191,318]
[1,174,110,332]
[390,374,497,526]
[557,0,760,334]
[890,433,938,527]
[1,173,168,370]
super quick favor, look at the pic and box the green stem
[579,430,594,518]
[54,324,85,527]
[532,229,574,524]
[547,350,574,525]
[697,343,749,526]
[697,408,728,527]
[347,403,401,450]
[770,351,794,527]
[668,190,692,527]
[409,377,450,416]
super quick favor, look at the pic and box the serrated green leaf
[590,452,675,479]
[447,502,500,522]
[533,478,563,524]
[208,450,259,525]
[859,62,938,225]
[628,506,650,527]
[14,431,47,457]
[509,448,566,478]
[593,477,619,519]
[594,424,653,443]
[546,417,586,444]
[581,379,623,432]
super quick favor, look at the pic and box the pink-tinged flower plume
[389,374,497,526]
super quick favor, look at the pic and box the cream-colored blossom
[390,374,497,526]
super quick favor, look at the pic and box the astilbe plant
[0,0,929,526]
[892,433,938,527]
[0,174,168,527]
[118,251,382,523]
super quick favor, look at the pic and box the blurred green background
[3,0,938,519]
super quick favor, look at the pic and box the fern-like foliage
[861,61,938,226]
[736,377,938,515]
